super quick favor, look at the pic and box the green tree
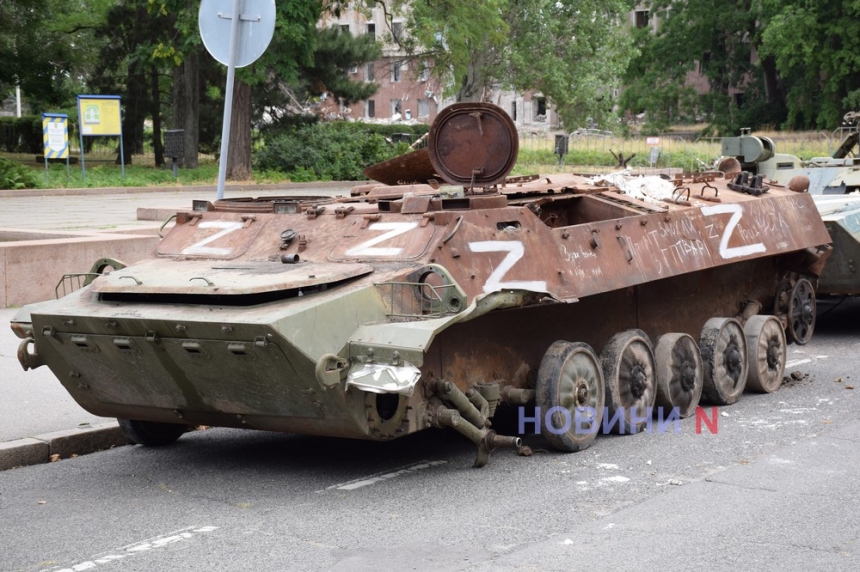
[254,26,381,130]
[759,0,860,129]
[363,0,635,129]
[618,1,860,133]
[222,1,380,180]
[150,0,205,167]
[90,1,177,165]
[0,0,110,110]
[620,1,781,134]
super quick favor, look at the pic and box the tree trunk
[151,65,164,167]
[760,55,785,113]
[226,79,252,181]
[457,59,486,103]
[120,68,147,165]
[117,4,150,165]
[172,48,200,169]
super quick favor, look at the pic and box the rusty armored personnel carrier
[12,103,832,466]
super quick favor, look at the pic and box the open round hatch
[427,102,519,187]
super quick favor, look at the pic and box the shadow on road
[815,295,860,334]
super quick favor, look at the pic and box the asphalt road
[1,297,858,571]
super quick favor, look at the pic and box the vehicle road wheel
[118,418,188,446]
[654,333,703,418]
[700,318,748,405]
[601,329,656,434]
[744,315,787,393]
[787,278,816,345]
[536,341,605,452]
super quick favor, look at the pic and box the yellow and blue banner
[42,113,69,159]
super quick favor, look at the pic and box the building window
[391,99,402,118]
[635,10,649,29]
[418,99,430,118]
[391,61,403,82]
[340,24,350,34]
[366,99,376,118]
[349,65,358,74]
[700,51,712,73]
[511,101,518,122]
[534,97,547,121]
[365,62,375,83]
[418,67,430,83]
[391,21,404,42]
[366,23,376,37]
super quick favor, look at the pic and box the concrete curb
[0,422,130,471]
[0,180,360,199]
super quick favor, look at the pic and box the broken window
[365,62,375,82]
[340,24,350,34]
[635,10,649,28]
[392,21,403,42]
[535,97,547,121]
[366,23,376,36]
[417,67,430,82]
[391,99,402,117]
[700,51,712,73]
[391,61,403,82]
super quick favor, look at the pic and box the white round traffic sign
[199,0,276,68]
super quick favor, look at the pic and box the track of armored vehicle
[12,103,832,466]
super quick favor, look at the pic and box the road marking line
[43,526,218,572]
[318,460,447,493]
[785,358,812,368]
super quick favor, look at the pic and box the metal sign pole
[119,134,126,179]
[200,0,274,200]
[79,119,86,181]
[215,0,242,201]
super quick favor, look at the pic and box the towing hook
[17,338,43,371]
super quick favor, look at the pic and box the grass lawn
[1,152,296,189]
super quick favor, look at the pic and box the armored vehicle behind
[722,119,858,295]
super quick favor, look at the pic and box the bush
[0,116,44,153]
[0,156,38,190]
[255,122,413,180]
[325,122,430,140]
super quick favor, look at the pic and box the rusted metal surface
[12,103,834,467]
[363,148,438,186]
[427,103,518,187]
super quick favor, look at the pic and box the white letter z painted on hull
[701,203,766,259]
[469,240,548,293]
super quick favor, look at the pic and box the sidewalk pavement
[0,181,352,230]
[0,182,354,470]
